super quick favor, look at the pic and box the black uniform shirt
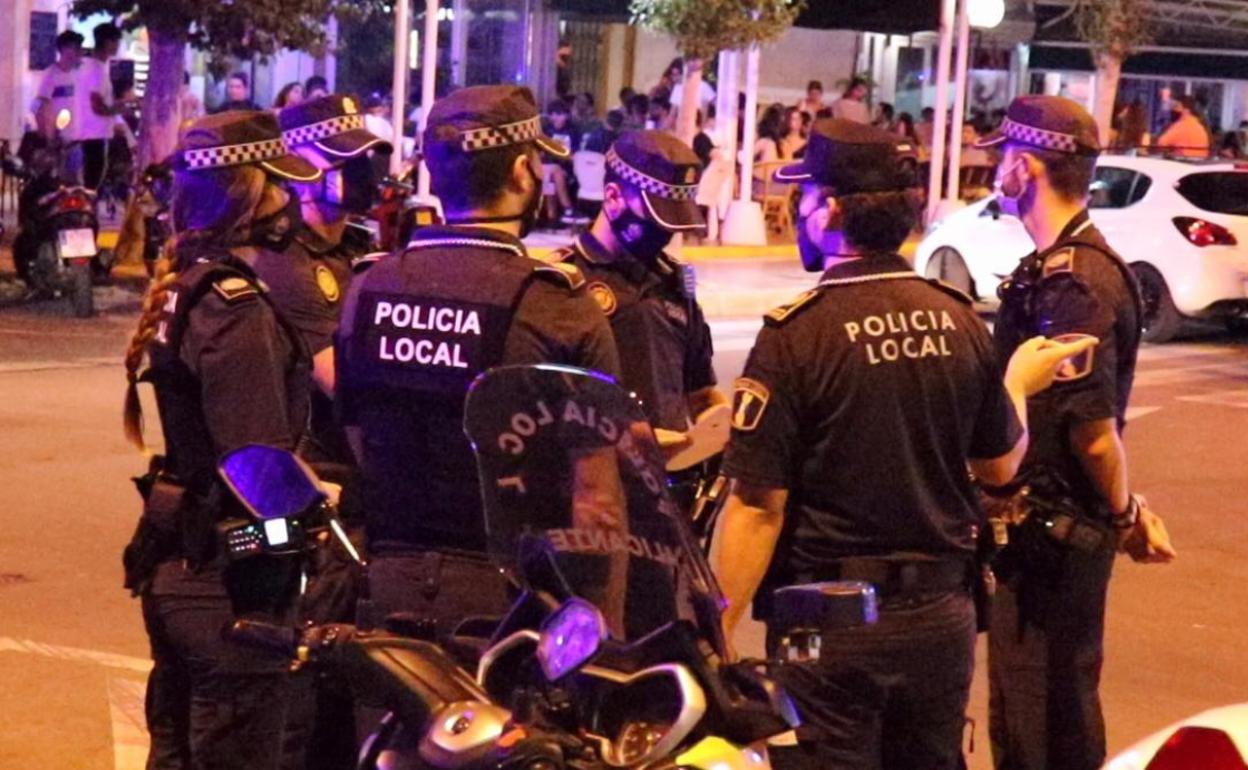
[248,228,354,358]
[563,233,716,431]
[722,254,1022,576]
[994,210,1141,504]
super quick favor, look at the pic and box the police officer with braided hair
[335,85,621,634]
[556,131,725,466]
[711,119,1097,769]
[120,111,321,769]
[976,95,1176,770]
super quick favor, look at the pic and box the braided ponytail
[122,239,177,452]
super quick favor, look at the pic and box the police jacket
[722,254,1022,582]
[559,233,716,432]
[994,210,1142,507]
[335,226,621,555]
[144,252,311,572]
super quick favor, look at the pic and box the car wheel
[1132,263,1183,344]
[924,247,975,299]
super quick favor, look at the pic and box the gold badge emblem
[684,167,697,184]
[315,265,341,303]
[732,377,771,432]
[588,282,618,317]
[342,97,358,115]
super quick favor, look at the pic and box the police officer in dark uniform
[120,111,321,770]
[710,119,1095,769]
[335,85,621,635]
[976,95,1176,770]
[556,130,725,464]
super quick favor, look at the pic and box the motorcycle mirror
[55,109,72,132]
[769,580,879,633]
[217,444,326,522]
[537,598,607,681]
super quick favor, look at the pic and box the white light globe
[969,0,1005,28]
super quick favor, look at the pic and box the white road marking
[1133,361,1248,388]
[1177,389,1248,409]
[0,636,152,673]
[108,674,149,770]
[1125,406,1162,421]
[0,357,120,374]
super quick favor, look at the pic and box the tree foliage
[71,0,383,64]
[630,0,806,60]
[1073,0,1152,59]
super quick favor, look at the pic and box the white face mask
[994,155,1028,218]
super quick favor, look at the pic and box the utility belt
[808,555,973,600]
[122,455,221,596]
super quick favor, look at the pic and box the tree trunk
[1093,50,1123,149]
[677,57,704,147]
[139,25,189,169]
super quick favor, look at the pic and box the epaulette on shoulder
[212,275,260,304]
[764,288,823,326]
[535,261,587,291]
[925,278,974,306]
[1040,247,1076,280]
[352,252,388,275]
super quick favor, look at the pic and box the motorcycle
[221,365,876,769]
[12,110,109,317]
[133,162,173,277]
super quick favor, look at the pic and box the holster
[123,455,186,596]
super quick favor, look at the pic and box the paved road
[1,288,1246,769]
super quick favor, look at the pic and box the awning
[551,0,940,34]
[1030,45,1248,80]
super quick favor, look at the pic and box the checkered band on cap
[605,148,699,201]
[1002,117,1080,153]
[458,115,543,152]
[283,114,366,146]
[182,137,289,170]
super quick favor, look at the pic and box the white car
[1103,703,1248,769]
[914,156,1248,342]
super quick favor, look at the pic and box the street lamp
[969,0,1005,29]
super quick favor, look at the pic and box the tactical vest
[337,239,558,554]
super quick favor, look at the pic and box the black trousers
[988,538,1115,770]
[80,138,108,191]
[766,590,976,770]
[142,563,303,770]
[367,550,514,637]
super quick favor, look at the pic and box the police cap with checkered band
[423,85,568,163]
[774,118,918,194]
[975,95,1101,157]
[606,130,706,232]
[173,110,322,182]
[280,93,392,159]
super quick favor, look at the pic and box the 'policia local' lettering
[845,309,957,365]
[373,300,481,369]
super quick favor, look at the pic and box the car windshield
[463,365,725,649]
[1175,172,1248,216]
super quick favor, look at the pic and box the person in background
[1218,130,1243,160]
[779,106,808,160]
[555,38,574,98]
[648,98,674,133]
[572,91,601,135]
[831,77,871,124]
[273,81,304,111]
[177,72,203,129]
[895,111,918,142]
[752,104,785,194]
[624,93,650,132]
[797,80,825,119]
[1111,100,1149,153]
[959,122,993,167]
[584,109,626,154]
[670,61,717,124]
[305,75,329,101]
[541,99,584,223]
[915,105,937,149]
[874,101,896,131]
[651,58,681,104]
[79,22,128,190]
[34,31,84,141]
[217,72,258,113]
[1156,95,1210,159]
[693,106,719,168]
[619,86,637,114]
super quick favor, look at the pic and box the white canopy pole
[738,44,760,202]
[926,0,956,224]
[417,0,440,197]
[945,0,972,202]
[390,0,412,177]
[715,50,739,199]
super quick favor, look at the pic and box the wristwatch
[1112,494,1141,530]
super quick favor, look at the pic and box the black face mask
[321,156,377,215]
[250,190,303,252]
[608,203,673,263]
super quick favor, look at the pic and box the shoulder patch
[764,289,822,326]
[1051,332,1097,383]
[587,282,618,317]
[925,278,974,305]
[535,262,587,291]
[731,377,771,432]
[212,276,259,304]
[352,252,387,275]
[1042,247,1076,279]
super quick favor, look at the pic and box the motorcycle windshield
[464,365,719,644]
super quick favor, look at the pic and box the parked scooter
[12,110,109,317]
[220,365,876,769]
[134,162,173,277]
